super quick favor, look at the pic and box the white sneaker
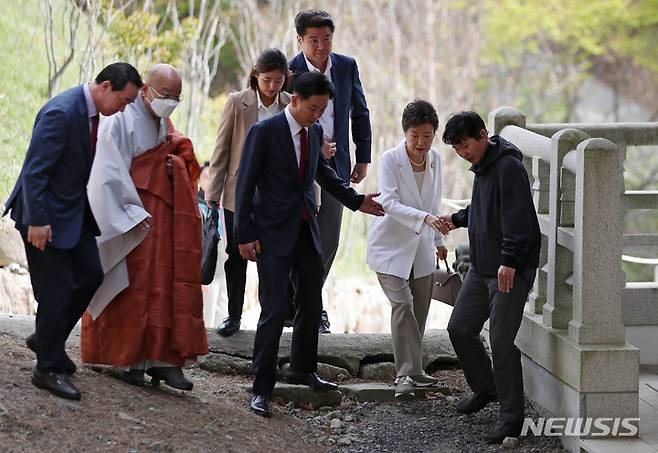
[394,376,415,398]
[410,372,439,387]
[394,372,438,387]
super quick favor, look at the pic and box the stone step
[339,382,456,402]
[208,329,456,377]
[239,383,342,409]
[240,382,458,408]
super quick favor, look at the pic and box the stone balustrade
[486,107,657,452]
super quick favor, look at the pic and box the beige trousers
[377,271,433,377]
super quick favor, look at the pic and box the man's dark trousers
[447,267,536,428]
[23,228,103,373]
[222,209,248,319]
[317,187,342,285]
[252,222,323,396]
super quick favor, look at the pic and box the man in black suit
[3,62,142,400]
[235,72,383,417]
[289,9,372,333]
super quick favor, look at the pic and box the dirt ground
[0,332,565,452]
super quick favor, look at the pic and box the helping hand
[358,193,385,216]
[436,215,456,235]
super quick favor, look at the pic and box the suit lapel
[420,152,436,210]
[241,89,258,131]
[274,113,300,180]
[76,86,92,167]
[396,142,423,207]
[329,54,342,134]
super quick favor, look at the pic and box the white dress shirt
[256,89,280,122]
[284,106,306,166]
[304,55,334,140]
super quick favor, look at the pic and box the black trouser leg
[24,233,102,373]
[252,250,293,397]
[487,269,535,427]
[64,234,103,337]
[447,269,496,395]
[289,224,323,373]
[447,267,535,427]
[223,210,248,319]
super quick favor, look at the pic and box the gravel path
[1,331,566,452]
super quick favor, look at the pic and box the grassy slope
[0,0,83,201]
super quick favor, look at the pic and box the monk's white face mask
[147,86,179,118]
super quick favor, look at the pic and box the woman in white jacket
[367,100,447,398]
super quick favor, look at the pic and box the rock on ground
[358,362,396,381]
[0,217,27,268]
[208,329,456,377]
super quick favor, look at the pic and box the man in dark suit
[3,62,142,400]
[289,9,372,333]
[235,72,383,417]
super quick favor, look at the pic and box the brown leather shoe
[31,368,81,400]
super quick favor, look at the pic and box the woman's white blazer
[366,140,445,279]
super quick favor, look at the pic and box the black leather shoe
[31,368,81,400]
[26,333,77,375]
[146,367,193,391]
[455,392,497,414]
[217,317,241,337]
[483,425,521,444]
[318,310,331,334]
[284,371,338,391]
[119,369,145,387]
[250,394,271,417]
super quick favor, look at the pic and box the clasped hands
[424,214,455,235]
[424,213,516,293]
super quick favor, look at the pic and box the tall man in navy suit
[3,62,142,400]
[289,9,372,333]
[235,72,383,417]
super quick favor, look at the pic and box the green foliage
[0,0,80,199]
[107,10,197,70]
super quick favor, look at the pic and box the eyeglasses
[149,85,183,102]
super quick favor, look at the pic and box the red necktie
[299,128,310,221]
[90,114,100,156]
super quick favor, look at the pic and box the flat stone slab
[0,314,79,347]
[339,383,456,402]
[240,383,342,409]
[1,317,457,378]
[199,353,252,375]
[209,329,456,377]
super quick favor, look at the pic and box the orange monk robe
[81,129,208,367]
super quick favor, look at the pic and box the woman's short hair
[248,48,291,91]
[401,99,439,132]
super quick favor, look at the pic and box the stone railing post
[568,138,626,345]
[543,129,588,328]
[488,106,526,135]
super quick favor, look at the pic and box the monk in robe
[81,64,208,390]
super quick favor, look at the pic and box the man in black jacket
[438,111,540,444]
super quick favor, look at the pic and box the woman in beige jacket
[206,49,291,336]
